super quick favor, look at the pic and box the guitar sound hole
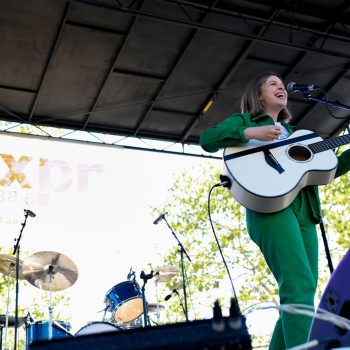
[288,145,312,162]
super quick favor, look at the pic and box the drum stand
[48,265,54,340]
[155,281,161,325]
[139,271,153,327]
[2,266,15,350]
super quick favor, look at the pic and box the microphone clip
[140,270,154,282]
[127,267,136,281]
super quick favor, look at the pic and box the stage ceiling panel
[0,0,349,148]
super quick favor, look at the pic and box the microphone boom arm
[301,92,350,111]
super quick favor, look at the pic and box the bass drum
[75,321,120,336]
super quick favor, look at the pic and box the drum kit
[99,265,179,331]
[0,251,180,349]
[0,251,78,350]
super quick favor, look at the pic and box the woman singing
[200,72,350,349]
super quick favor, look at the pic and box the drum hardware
[26,320,72,349]
[0,315,25,350]
[153,266,180,283]
[139,270,154,327]
[22,251,79,292]
[0,255,24,279]
[75,322,121,336]
[22,251,78,344]
[104,280,143,324]
[0,255,25,350]
[147,303,165,313]
[126,267,136,282]
[153,264,179,322]
[147,302,165,325]
[153,268,174,326]
[51,321,74,337]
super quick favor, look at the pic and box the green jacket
[200,113,350,222]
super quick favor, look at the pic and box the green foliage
[152,158,350,349]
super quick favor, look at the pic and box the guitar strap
[223,132,318,161]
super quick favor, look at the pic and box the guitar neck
[309,134,350,154]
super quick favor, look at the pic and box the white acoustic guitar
[222,129,350,213]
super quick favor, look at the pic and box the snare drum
[26,320,71,349]
[104,281,143,323]
[75,321,120,336]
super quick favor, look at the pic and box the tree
[152,159,350,348]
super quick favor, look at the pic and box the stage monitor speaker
[308,250,350,349]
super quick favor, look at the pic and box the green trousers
[246,190,318,349]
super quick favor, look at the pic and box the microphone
[287,82,318,93]
[164,289,177,301]
[24,209,36,218]
[153,212,167,225]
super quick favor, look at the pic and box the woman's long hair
[240,71,292,121]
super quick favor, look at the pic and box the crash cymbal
[22,251,78,291]
[147,303,165,313]
[0,254,23,279]
[154,266,180,283]
[0,314,25,327]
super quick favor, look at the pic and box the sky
[0,131,276,345]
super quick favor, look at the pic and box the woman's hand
[244,125,281,141]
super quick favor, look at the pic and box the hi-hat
[0,254,23,279]
[147,303,165,313]
[0,314,25,327]
[153,266,180,283]
[22,251,78,291]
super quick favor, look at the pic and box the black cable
[317,88,350,120]
[207,176,240,312]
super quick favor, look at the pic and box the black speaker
[30,315,252,350]
[308,250,350,349]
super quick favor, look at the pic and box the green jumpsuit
[200,112,350,349]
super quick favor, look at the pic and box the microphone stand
[12,211,30,350]
[301,92,350,275]
[162,216,191,322]
[301,92,350,111]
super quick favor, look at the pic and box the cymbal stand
[155,281,160,325]
[0,325,3,350]
[162,216,191,322]
[2,265,15,350]
[12,210,32,350]
[48,265,54,340]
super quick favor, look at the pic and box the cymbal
[147,303,165,313]
[22,251,78,291]
[0,314,25,327]
[0,254,23,279]
[154,266,180,283]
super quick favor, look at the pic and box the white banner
[0,132,212,331]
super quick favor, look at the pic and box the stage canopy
[0,0,350,155]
